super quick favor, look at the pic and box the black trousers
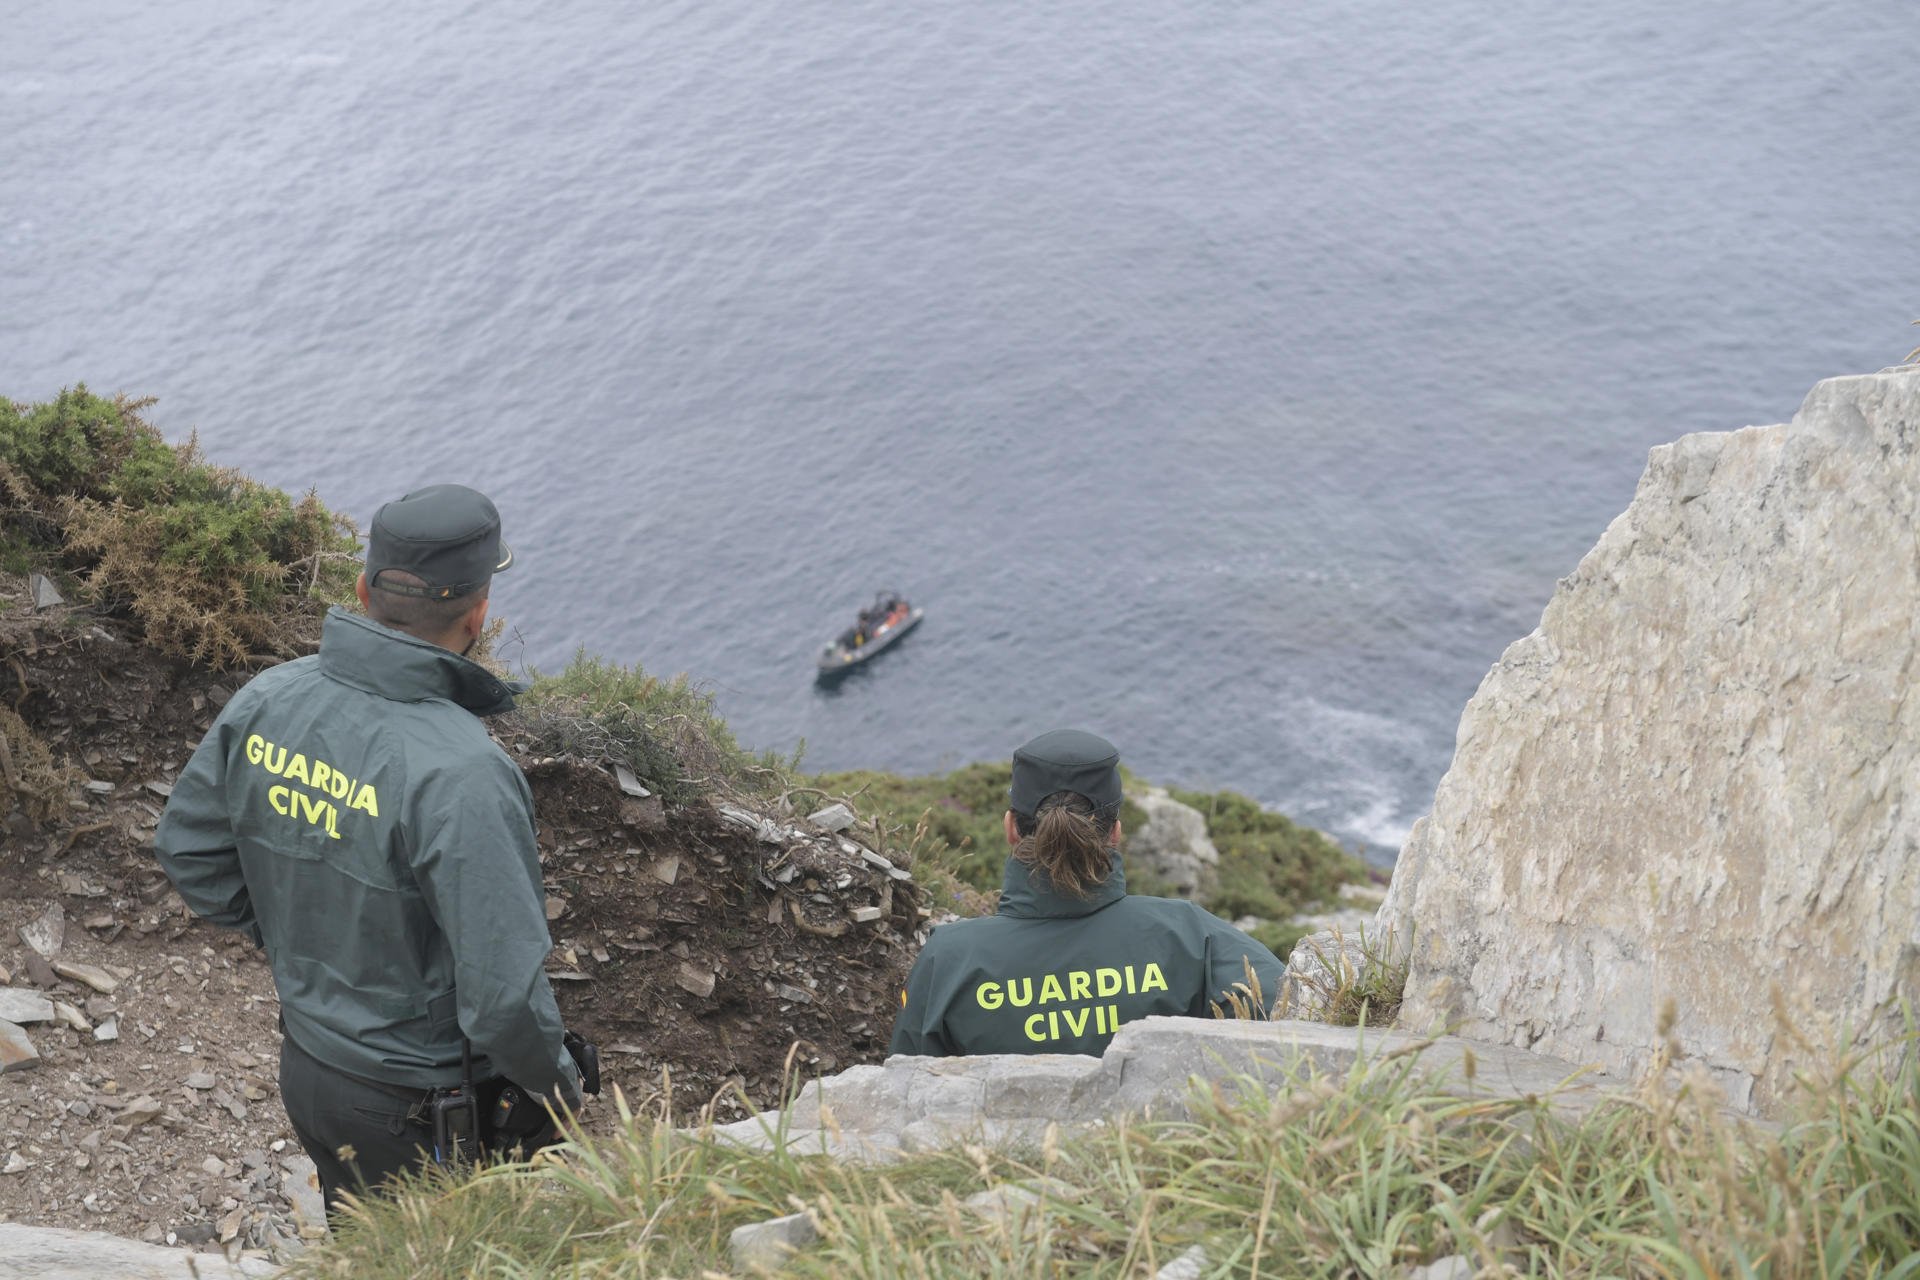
[278,1033,561,1216]
[278,1032,443,1213]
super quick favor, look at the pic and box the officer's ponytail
[1013,790,1119,899]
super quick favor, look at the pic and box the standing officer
[890,729,1287,1057]
[154,484,582,1209]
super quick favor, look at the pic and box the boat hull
[816,609,923,679]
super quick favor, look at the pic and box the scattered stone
[612,763,652,798]
[19,902,66,958]
[964,1184,1041,1221]
[806,803,856,832]
[144,779,174,799]
[0,1019,41,1074]
[94,1014,120,1042]
[0,961,8,984]
[30,572,65,610]
[52,1000,93,1033]
[1157,1245,1210,1280]
[729,1210,819,1269]
[23,949,60,989]
[201,1155,228,1176]
[651,856,681,885]
[774,983,814,1005]
[765,895,784,925]
[545,895,568,921]
[119,1095,165,1127]
[82,778,115,795]
[857,848,894,872]
[676,963,717,998]
[3,1153,29,1174]
[0,989,56,1024]
[850,906,884,923]
[185,1071,218,1090]
[282,1155,328,1238]
[52,960,121,994]
[1404,1256,1474,1280]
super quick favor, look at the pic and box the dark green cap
[365,484,513,600]
[1009,729,1122,815]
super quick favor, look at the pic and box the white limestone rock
[1379,366,1920,1115]
[1124,787,1220,901]
[728,1210,818,1269]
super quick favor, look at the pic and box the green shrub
[0,387,358,666]
[517,651,799,806]
[808,763,1355,925]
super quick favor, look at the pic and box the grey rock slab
[18,903,65,960]
[1403,1256,1474,1280]
[729,1210,819,1270]
[29,572,65,610]
[0,1020,39,1074]
[0,990,55,1025]
[611,763,651,798]
[1156,1245,1211,1280]
[806,803,856,832]
[0,1223,274,1277]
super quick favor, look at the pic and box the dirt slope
[0,579,919,1257]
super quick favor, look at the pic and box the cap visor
[496,541,514,573]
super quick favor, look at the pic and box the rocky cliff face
[1379,366,1920,1114]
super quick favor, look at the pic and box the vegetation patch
[808,763,1358,929]
[516,651,800,807]
[0,387,358,666]
[0,703,73,824]
[290,1031,1920,1279]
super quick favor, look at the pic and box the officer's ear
[1004,810,1020,848]
[1109,819,1123,846]
[462,591,491,641]
[354,572,370,610]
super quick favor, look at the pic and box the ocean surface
[6,1,1916,862]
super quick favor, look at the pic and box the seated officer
[154,484,584,1211]
[890,729,1287,1057]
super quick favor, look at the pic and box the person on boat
[889,729,1287,1057]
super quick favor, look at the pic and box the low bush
[517,651,800,806]
[0,387,358,666]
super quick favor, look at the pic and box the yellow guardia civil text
[243,734,379,841]
[975,963,1169,1044]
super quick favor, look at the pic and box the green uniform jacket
[889,853,1287,1057]
[154,608,580,1104]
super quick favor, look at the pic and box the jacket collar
[317,607,519,717]
[995,850,1128,919]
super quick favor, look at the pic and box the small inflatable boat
[817,593,923,679]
